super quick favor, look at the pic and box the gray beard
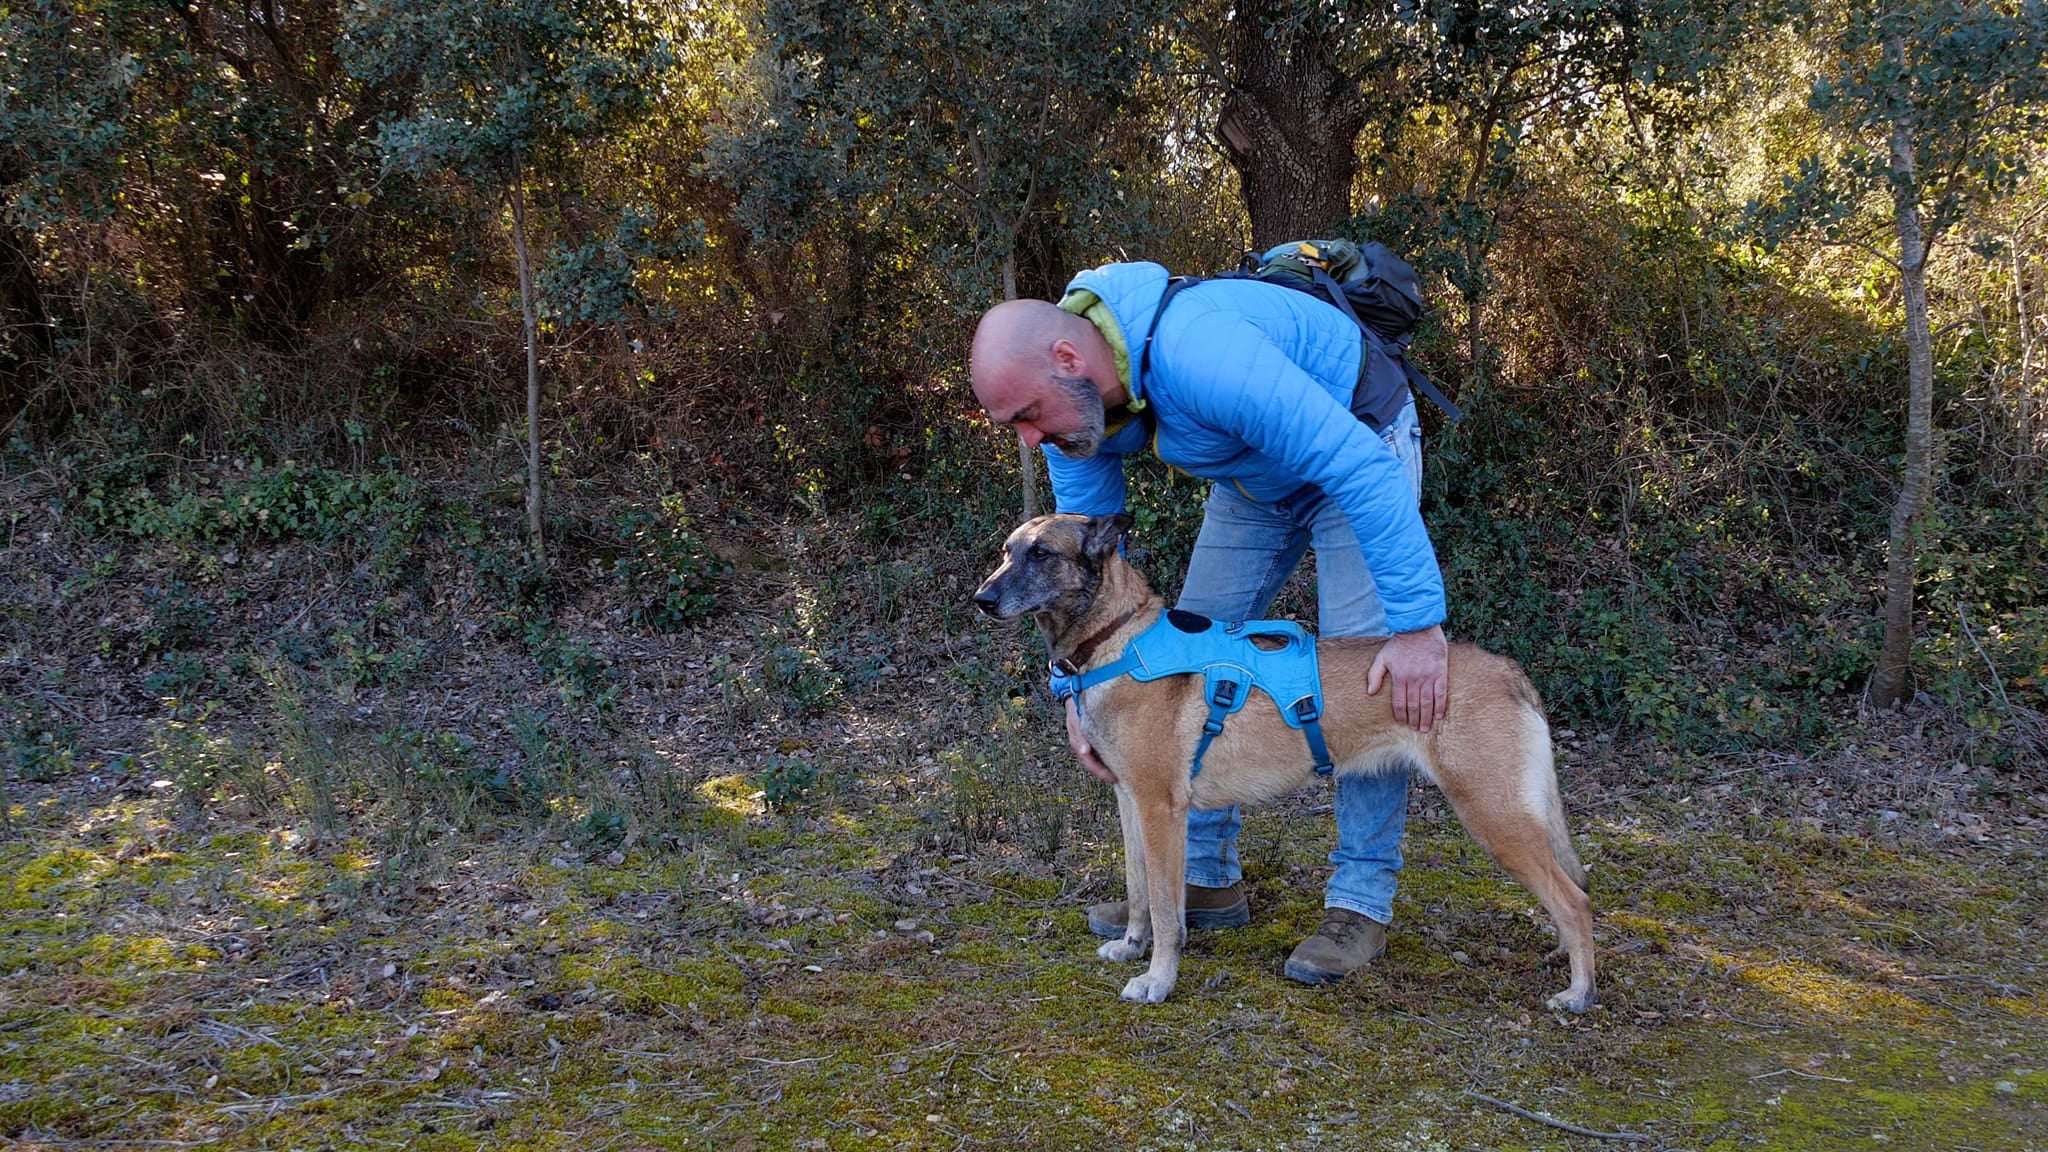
[1048,373,1107,459]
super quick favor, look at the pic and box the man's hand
[1367,624,1450,733]
[1066,697,1117,784]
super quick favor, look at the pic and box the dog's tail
[1516,678,1589,894]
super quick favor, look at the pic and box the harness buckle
[1209,680,1239,709]
[1292,697,1320,724]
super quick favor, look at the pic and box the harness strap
[1188,679,1239,780]
[1048,648,1143,703]
[1049,616,1334,782]
[1292,696,1335,777]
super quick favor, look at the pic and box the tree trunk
[1872,106,1933,709]
[0,216,50,423]
[1215,0,1366,249]
[509,159,545,561]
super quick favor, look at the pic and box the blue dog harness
[1050,610,1335,778]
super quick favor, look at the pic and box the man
[969,260,1449,984]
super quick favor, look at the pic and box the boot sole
[1087,901,1251,939]
[1283,945,1388,986]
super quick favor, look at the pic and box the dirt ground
[2,477,2045,1151]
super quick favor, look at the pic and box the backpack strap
[1311,266,1463,425]
[1397,353,1464,424]
[1136,276,1203,392]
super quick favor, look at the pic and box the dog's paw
[1119,971,1175,1004]
[1098,935,1148,962]
[1546,986,1596,1014]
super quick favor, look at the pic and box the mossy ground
[3,479,2042,1150]
[1,762,2042,1151]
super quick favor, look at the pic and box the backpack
[1136,239,1462,432]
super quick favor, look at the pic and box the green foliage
[721,0,1170,301]
[140,579,213,652]
[321,620,425,692]
[763,632,842,717]
[755,755,819,813]
[349,0,668,187]
[347,0,679,326]
[526,626,620,715]
[261,665,340,837]
[367,726,484,859]
[72,456,431,547]
[612,498,722,631]
[709,654,768,728]
[3,696,76,784]
[1791,1,2048,237]
[146,705,247,812]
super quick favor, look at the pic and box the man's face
[975,369,1107,459]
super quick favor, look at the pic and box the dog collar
[1051,605,1140,677]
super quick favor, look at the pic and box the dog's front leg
[1097,780,1151,963]
[1119,783,1188,1004]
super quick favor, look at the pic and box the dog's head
[972,512,1132,624]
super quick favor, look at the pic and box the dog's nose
[972,588,1002,615]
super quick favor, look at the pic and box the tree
[1764,0,2048,707]
[1183,1,1701,392]
[0,0,128,397]
[1205,0,1371,249]
[720,0,1168,516]
[2,0,391,369]
[346,0,669,558]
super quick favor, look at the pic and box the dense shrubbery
[2,1,2043,765]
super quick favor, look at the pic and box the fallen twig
[1920,974,2025,997]
[1464,1091,1653,1144]
[1751,1068,1853,1083]
[1388,1009,1472,1039]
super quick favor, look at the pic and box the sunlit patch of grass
[1736,956,1931,1022]
[696,773,765,818]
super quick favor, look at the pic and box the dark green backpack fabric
[1137,240,1461,432]
[1243,240,1427,349]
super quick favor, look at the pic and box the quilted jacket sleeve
[1157,312,1447,633]
[1043,444,1128,516]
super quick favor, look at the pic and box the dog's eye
[1026,543,1050,560]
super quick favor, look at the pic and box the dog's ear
[1082,512,1133,562]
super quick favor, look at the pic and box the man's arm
[1161,313,1451,730]
[1042,434,1131,516]
[1161,313,1446,632]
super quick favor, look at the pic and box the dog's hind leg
[1431,716,1597,1013]
[1097,782,1152,963]
[1118,781,1189,1004]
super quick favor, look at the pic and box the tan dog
[972,512,1596,1012]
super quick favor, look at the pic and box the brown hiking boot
[1087,882,1250,938]
[1283,908,1388,985]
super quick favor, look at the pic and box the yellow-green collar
[1056,289,1145,411]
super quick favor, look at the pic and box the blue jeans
[1173,396,1424,925]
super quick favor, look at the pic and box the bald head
[970,298,1083,384]
[969,298,1125,458]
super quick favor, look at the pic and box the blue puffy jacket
[1045,261,1447,634]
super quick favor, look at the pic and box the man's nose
[1015,424,1044,449]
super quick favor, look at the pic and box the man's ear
[1083,512,1133,561]
[1049,337,1085,377]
